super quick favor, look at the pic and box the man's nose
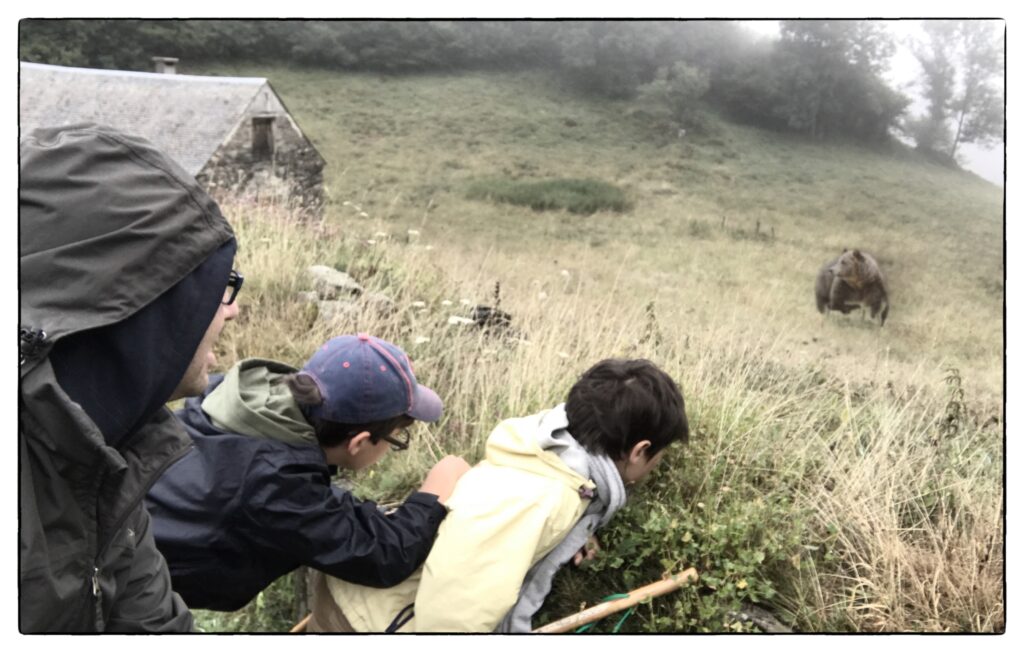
[223,300,241,321]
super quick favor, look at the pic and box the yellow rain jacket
[326,408,595,632]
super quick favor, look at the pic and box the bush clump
[467,178,632,214]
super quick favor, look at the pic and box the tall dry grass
[198,198,1003,632]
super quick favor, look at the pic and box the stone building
[19,59,326,212]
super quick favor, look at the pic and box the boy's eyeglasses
[381,428,410,452]
[223,270,244,305]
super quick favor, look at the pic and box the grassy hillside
[189,65,1004,633]
[213,64,1003,401]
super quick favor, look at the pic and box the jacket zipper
[91,440,194,628]
[92,566,103,626]
[19,327,48,368]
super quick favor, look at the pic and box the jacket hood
[20,123,236,447]
[20,123,235,356]
[484,406,593,493]
[200,358,318,446]
[47,242,235,448]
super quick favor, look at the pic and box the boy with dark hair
[309,358,688,632]
[145,333,470,612]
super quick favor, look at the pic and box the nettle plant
[541,455,819,633]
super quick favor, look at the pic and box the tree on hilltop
[909,20,1003,163]
[775,20,903,141]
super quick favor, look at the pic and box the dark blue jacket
[145,375,447,612]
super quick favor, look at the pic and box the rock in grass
[308,265,363,300]
[316,299,361,325]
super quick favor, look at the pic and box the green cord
[574,593,633,633]
[611,607,635,633]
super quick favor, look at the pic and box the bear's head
[832,249,869,287]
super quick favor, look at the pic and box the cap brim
[408,384,443,422]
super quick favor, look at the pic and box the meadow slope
[191,66,1004,633]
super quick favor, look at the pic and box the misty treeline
[20,19,1003,156]
[906,20,1004,163]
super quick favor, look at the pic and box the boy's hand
[572,535,601,566]
[418,455,471,503]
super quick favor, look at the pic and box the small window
[252,116,275,159]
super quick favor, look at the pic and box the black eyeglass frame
[223,270,244,305]
[381,428,411,452]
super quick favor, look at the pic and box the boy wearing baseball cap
[146,333,469,613]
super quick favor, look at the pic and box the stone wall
[197,85,325,214]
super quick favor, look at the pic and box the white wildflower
[359,211,369,218]
[414,336,430,345]
[366,239,377,245]
[407,229,421,236]
[410,301,427,308]
[447,316,476,326]
[441,300,453,307]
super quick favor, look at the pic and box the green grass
[187,64,1003,633]
[466,177,632,214]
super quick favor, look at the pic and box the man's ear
[347,431,373,456]
[629,439,653,464]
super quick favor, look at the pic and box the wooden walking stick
[533,567,698,634]
[290,613,312,633]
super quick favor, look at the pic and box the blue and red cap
[300,333,443,424]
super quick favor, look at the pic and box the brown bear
[815,249,890,326]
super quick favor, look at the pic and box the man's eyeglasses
[381,428,410,452]
[223,270,244,305]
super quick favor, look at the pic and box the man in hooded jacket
[19,123,241,632]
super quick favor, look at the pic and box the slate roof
[19,62,296,175]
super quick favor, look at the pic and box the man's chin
[168,371,210,402]
[188,371,211,397]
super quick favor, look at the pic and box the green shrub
[536,452,813,633]
[466,178,632,214]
